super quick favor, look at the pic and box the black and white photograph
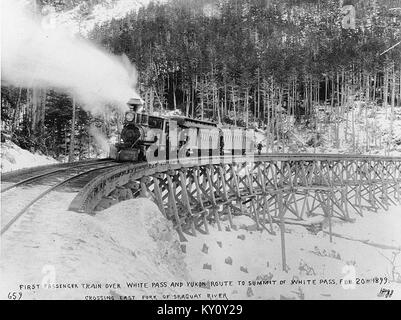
[1,0,401,301]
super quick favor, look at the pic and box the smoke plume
[1,0,140,115]
[89,125,111,155]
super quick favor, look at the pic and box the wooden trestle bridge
[70,153,400,236]
[69,153,401,270]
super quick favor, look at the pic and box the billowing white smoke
[89,125,111,155]
[1,0,140,115]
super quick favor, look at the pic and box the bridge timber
[69,154,401,270]
[70,153,400,232]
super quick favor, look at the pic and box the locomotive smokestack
[127,97,144,113]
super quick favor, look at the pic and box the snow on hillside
[323,105,401,156]
[1,195,400,300]
[285,104,401,156]
[53,0,168,36]
[1,141,58,173]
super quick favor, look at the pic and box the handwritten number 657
[7,292,22,300]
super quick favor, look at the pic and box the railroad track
[2,153,401,238]
[64,153,401,241]
[1,158,111,192]
[0,159,124,235]
[1,153,399,279]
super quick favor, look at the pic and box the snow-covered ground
[0,197,191,299]
[53,0,168,36]
[311,105,401,156]
[1,193,400,300]
[1,141,58,173]
[257,105,401,156]
[185,207,401,300]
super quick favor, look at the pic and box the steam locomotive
[110,98,256,162]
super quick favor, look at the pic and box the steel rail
[1,158,112,180]
[1,159,116,193]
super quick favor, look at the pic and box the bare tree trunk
[373,72,377,104]
[68,96,76,163]
[336,71,340,108]
[390,64,396,142]
[216,86,221,123]
[287,80,291,116]
[224,83,227,118]
[309,78,313,114]
[325,75,328,109]
[150,88,155,114]
[384,66,389,118]
[231,86,237,126]
[257,68,260,121]
[31,88,38,133]
[200,87,204,120]
[352,106,355,152]
[173,80,177,111]
[331,73,334,108]
[12,87,23,134]
[245,87,249,127]
[192,77,196,118]
[341,69,346,112]
[276,86,284,151]
[205,81,210,119]
[399,65,401,107]
[42,89,46,134]
[253,89,257,123]
[293,77,296,116]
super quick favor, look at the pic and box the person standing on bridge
[257,142,263,155]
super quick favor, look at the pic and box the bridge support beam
[69,156,401,254]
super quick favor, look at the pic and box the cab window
[148,116,164,129]
[141,114,148,125]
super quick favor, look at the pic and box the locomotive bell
[127,98,144,113]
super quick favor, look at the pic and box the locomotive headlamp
[125,112,135,122]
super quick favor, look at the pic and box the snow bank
[184,207,401,299]
[0,197,192,299]
[1,141,58,173]
[1,189,400,300]
[96,199,189,281]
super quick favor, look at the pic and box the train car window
[148,116,163,129]
[141,114,149,125]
